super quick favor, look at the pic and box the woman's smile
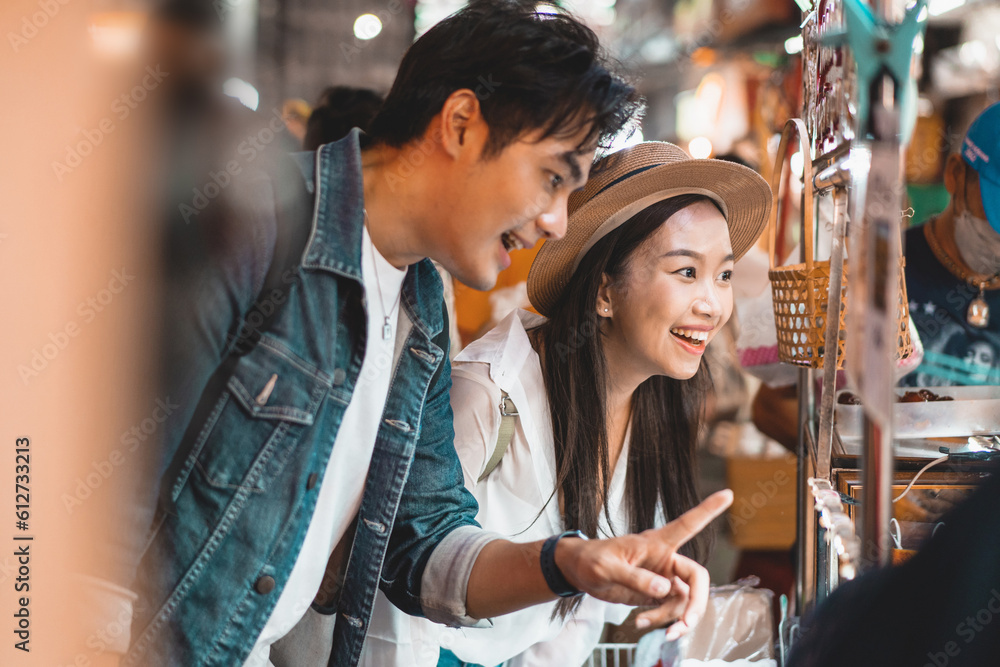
[602,200,734,383]
[668,326,713,355]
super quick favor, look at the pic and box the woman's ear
[596,274,614,318]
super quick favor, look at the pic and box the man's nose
[535,194,570,242]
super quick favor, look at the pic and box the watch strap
[540,530,587,598]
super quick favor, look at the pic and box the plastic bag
[633,578,776,667]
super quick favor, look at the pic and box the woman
[362,142,771,667]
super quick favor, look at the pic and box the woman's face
[964,341,996,369]
[600,200,735,381]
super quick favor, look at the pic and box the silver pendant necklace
[364,209,403,341]
[968,283,992,329]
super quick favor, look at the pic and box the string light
[354,13,383,40]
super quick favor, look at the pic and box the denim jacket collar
[301,129,445,341]
[302,130,365,281]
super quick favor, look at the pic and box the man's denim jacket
[124,132,480,666]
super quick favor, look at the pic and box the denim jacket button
[255,576,276,595]
[306,472,319,490]
[332,368,347,386]
[341,613,363,629]
[363,517,386,534]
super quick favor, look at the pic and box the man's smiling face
[429,125,596,291]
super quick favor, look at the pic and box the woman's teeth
[501,232,524,252]
[670,328,709,345]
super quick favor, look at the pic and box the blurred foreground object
[1,0,164,663]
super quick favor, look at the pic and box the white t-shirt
[244,226,408,667]
[362,310,638,667]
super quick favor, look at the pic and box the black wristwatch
[540,530,588,597]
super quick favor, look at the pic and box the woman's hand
[553,489,732,638]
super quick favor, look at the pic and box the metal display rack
[779,0,932,655]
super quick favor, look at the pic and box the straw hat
[527,141,772,316]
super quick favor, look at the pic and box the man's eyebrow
[558,151,585,186]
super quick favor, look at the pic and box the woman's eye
[719,270,733,282]
[549,173,563,189]
[675,267,696,279]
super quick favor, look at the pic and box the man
[109,4,731,667]
[902,101,1000,387]
[280,98,311,144]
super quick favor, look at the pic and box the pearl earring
[604,308,609,313]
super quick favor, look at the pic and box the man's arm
[380,336,489,617]
[383,300,731,636]
[465,490,732,635]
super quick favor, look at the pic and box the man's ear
[944,153,965,199]
[596,274,614,318]
[436,89,484,160]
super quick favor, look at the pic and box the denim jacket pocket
[178,337,330,497]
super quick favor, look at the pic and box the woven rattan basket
[767,119,913,369]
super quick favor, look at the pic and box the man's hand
[553,489,733,638]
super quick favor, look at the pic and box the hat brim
[527,159,772,317]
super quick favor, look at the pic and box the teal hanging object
[819,0,929,143]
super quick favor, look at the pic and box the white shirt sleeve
[72,574,139,654]
[419,526,502,627]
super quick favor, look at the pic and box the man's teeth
[670,328,709,344]
[502,232,524,252]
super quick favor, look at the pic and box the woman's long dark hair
[532,194,718,614]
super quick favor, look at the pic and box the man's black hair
[367,0,642,158]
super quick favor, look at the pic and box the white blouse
[361,310,635,667]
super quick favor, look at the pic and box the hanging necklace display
[925,217,1000,328]
[364,209,403,340]
[968,284,991,329]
